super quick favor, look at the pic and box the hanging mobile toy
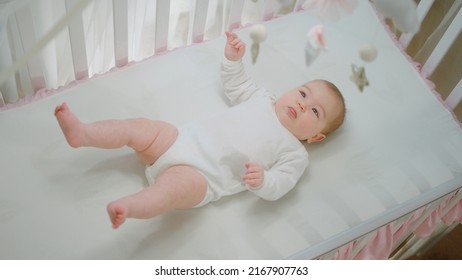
[249,24,268,64]
[371,0,419,33]
[305,24,326,66]
[350,64,369,92]
[358,43,378,62]
[351,43,378,92]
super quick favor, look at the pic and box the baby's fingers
[243,170,263,186]
[226,32,238,42]
[234,41,245,49]
[243,172,261,180]
[245,162,263,173]
[226,33,244,46]
[244,178,262,188]
[243,162,264,188]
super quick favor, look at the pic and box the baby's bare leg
[54,102,177,164]
[107,165,207,229]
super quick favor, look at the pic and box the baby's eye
[312,108,319,118]
[299,91,306,98]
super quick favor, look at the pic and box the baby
[55,32,345,229]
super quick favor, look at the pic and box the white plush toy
[358,43,378,62]
[305,24,326,66]
[371,0,419,33]
[249,24,268,64]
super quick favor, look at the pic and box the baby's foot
[107,202,127,229]
[54,102,85,148]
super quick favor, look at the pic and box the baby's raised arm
[224,32,246,61]
[221,32,268,105]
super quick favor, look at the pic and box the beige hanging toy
[249,24,268,64]
[305,24,326,66]
[351,43,378,92]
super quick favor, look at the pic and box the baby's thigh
[137,120,178,165]
[156,165,208,209]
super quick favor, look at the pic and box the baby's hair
[316,79,346,135]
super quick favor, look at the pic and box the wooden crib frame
[0,0,461,259]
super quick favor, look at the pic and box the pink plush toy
[305,24,326,66]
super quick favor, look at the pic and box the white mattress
[1,2,462,259]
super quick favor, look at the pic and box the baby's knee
[137,121,178,165]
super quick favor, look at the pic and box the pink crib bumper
[415,192,461,238]
[332,191,462,259]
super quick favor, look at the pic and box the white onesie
[145,57,309,206]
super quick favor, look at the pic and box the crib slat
[155,0,170,53]
[203,0,225,40]
[294,0,305,11]
[7,14,34,99]
[113,0,129,67]
[263,0,279,20]
[446,79,462,110]
[422,6,462,76]
[226,0,245,31]
[14,6,46,93]
[399,0,434,48]
[0,0,91,96]
[191,0,210,43]
[0,22,20,103]
[65,0,89,80]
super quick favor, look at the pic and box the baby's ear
[306,133,326,143]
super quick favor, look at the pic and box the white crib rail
[1,0,461,112]
[398,0,434,48]
[191,0,210,43]
[447,80,462,110]
[155,0,171,53]
[421,3,461,76]
[0,0,93,105]
[0,0,300,108]
[113,0,129,67]
[423,6,462,111]
[13,4,45,93]
[66,0,90,80]
[397,0,462,112]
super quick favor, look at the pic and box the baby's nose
[298,101,306,112]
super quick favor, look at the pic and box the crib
[0,0,461,259]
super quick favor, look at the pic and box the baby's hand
[225,32,246,61]
[243,162,264,188]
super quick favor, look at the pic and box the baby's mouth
[288,107,297,119]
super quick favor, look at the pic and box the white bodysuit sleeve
[221,57,269,105]
[248,146,309,201]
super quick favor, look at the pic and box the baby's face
[275,80,340,142]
